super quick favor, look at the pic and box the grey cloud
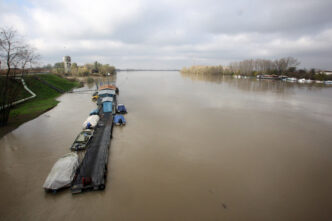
[1,0,332,69]
[201,0,332,35]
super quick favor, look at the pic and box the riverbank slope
[0,74,79,137]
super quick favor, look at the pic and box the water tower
[63,56,71,73]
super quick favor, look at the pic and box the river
[0,71,331,221]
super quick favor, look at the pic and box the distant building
[63,56,71,73]
[318,70,332,75]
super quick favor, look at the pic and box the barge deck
[71,111,113,193]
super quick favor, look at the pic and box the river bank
[0,74,80,138]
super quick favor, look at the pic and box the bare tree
[18,48,39,76]
[274,57,300,74]
[0,27,38,126]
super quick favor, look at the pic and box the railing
[0,77,36,110]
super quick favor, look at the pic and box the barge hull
[71,112,113,193]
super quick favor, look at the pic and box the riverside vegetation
[181,57,332,81]
[0,74,79,137]
[42,61,116,76]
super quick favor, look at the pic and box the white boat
[315,80,324,83]
[43,153,79,192]
[324,81,332,85]
[305,79,313,83]
[82,115,100,129]
[286,77,297,82]
[298,78,305,83]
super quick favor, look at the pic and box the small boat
[279,75,288,80]
[257,74,279,80]
[298,78,305,83]
[43,153,79,192]
[92,92,98,101]
[82,115,100,129]
[117,104,127,114]
[70,129,94,151]
[324,81,332,85]
[114,114,126,126]
[305,79,313,83]
[286,77,297,82]
[315,80,324,83]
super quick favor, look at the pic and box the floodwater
[0,71,332,221]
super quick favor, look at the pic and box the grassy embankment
[0,74,79,137]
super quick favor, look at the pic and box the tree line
[42,61,116,76]
[181,57,332,81]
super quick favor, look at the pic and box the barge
[43,82,126,194]
[71,83,123,193]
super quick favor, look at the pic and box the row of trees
[43,61,116,76]
[228,57,300,75]
[181,65,226,76]
[181,57,332,80]
[0,27,38,126]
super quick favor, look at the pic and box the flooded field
[0,71,332,221]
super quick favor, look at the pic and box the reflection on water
[84,74,117,89]
[181,71,330,95]
[0,71,332,221]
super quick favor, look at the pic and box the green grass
[10,74,77,117]
[0,74,79,137]
[38,74,79,91]
[0,77,31,103]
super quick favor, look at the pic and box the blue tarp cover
[117,104,127,113]
[89,109,99,115]
[103,101,113,113]
[114,115,126,124]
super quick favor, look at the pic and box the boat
[324,81,332,85]
[92,86,118,101]
[257,74,279,80]
[82,115,100,129]
[305,79,313,83]
[278,75,288,80]
[315,80,324,83]
[298,78,305,83]
[70,129,94,151]
[286,77,297,82]
[117,104,127,114]
[92,92,98,101]
[97,90,116,106]
[99,85,119,94]
[43,153,79,192]
[114,114,126,125]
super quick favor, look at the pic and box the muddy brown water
[0,71,332,221]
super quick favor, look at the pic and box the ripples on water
[0,71,331,221]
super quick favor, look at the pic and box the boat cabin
[103,101,113,113]
[98,89,116,98]
[101,97,113,103]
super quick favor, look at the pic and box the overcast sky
[1,0,332,69]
